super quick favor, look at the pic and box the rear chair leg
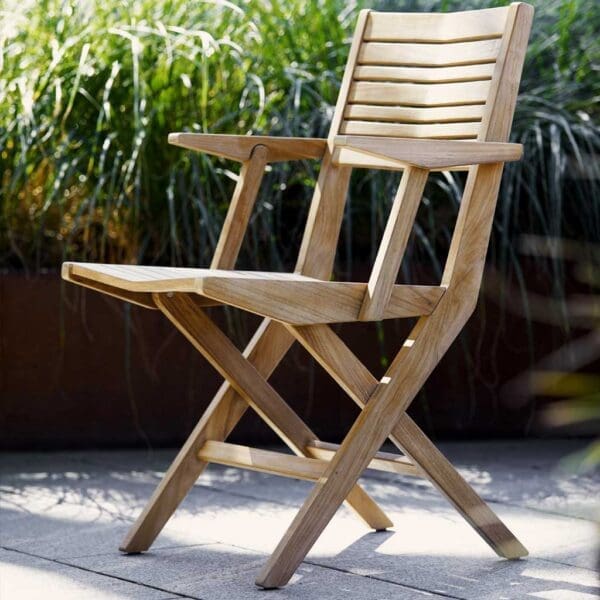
[286,323,527,562]
[393,415,528,559]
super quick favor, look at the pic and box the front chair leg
[256,379,403,588]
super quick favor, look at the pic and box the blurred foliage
[1,0,599,439]
[1,0,598,276]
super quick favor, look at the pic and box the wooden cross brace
[118,287,527,589]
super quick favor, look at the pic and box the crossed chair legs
[120,292,527,588]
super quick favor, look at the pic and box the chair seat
[63,262,317,292]
[62,262,445,324]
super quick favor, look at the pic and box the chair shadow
[320,530,600,599]
[1,453,599,599]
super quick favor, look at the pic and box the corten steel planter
[0,271,566,449]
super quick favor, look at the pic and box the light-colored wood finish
[64,271,158,310]
[307,441,420,477]
[326,9,371,147]
[359,167,429,321]
[352,63,496,83]
[295,150,352,278]
[210,145,268,270]
[393,414,529,559]
[364,7,509,43]
[348,80,491,107]
[64,263,319,293]
[293,4,366,277]
[199,278,444,324]
[479,4,534,142]
[340,120,482,139]
[149,294,317,454]
[168,133,326,162]
[344,103,487,124]
[256,163,522,587]
[334,136,523,169]
[62,265,216,309]
[343,6,510,143]
[64,2,534,589]
[120,318,290,552]
[155,293,392,529]
[198,441,326,481]
[358,39,503,67]
[198,440,420,479]
[255,3,533,586]
[285,323,528,560]
[333,147,471,172]
[64,264,444,324]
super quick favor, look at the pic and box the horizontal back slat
[364,7,509,43]
[348,80,490,107]
[353,63,496,83]
[359,39,502,67]
[340,120,481,139]
[344,104,485,124]
[335,7,511,142]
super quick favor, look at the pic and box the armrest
[333,136,523,170]
[168,133,327,163]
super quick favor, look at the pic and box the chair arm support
[333,135,523,170]
[168,133,327,163]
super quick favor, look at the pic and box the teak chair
[62,3,534,588]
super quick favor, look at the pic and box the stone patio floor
[1,440,599,599]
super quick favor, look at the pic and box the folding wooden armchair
[62,3,534,588]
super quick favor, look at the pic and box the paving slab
[313,527,600,599]
[1,441,597,599]
[0,548,174,600]
[42,440,599,520]
[422,440,600,521]
[161,472,599,571]
[70,543,449,600]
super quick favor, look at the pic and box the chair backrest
[329,3,531,147]
[296,3,533,320]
